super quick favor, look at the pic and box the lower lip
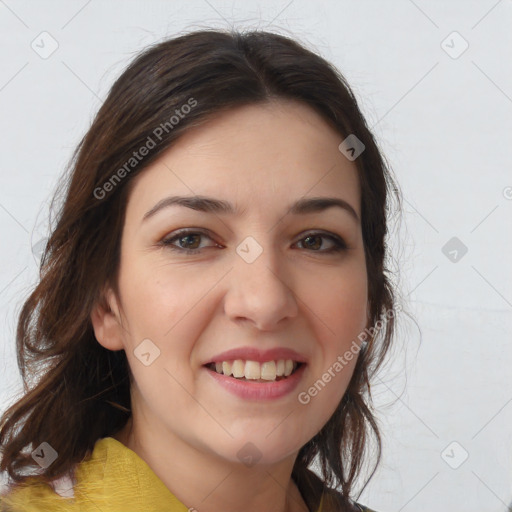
[204,364,307,401]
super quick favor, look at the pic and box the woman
[0,29,401,512]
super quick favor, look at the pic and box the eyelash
[160,229,347,255]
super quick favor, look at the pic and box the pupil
[181,234,199,249]
[305,235,320,250]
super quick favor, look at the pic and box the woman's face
[93,99,368,466]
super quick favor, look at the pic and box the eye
[294,231,347,253]
[159,229,347,255]
[160,229,217,254]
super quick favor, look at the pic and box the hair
[0,28,402,510]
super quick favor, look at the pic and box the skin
[91,99,368,512]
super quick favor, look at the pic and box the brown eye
[296,232,347,253]
[161,229,216,254]
[160,229,347,255]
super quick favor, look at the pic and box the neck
[114,416,311,512]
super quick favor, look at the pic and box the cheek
[118,266,206,413]
[297,262,367,417]
[117,258,217,383]
[118,255,201,335]
[307,260,368,346]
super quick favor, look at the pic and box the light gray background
[1,1,511,511]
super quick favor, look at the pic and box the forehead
[125,99,361,218]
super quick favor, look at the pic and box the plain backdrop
[1,1,511,511]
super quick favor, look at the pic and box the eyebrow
[142,195,359,223]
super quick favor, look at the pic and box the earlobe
[90,290,124,351]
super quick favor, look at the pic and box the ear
[90,288,125,351]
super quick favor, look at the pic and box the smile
[203,360,307,400]
[205,359,303,382]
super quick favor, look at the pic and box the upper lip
[204,347,308,365]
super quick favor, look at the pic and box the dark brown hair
[0,28,402,510]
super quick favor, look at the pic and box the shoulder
[1,437,182,511]
[1,438,112,511]
[1,476,74,512]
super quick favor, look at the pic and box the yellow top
[1,437,324,512]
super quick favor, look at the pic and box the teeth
[245,360,261,380]
[260,361,276,380]
[232,359,245,378]
[209,359,300,381]
[261,361,276,380]
[222,361,232,376]
[284,359,294,377]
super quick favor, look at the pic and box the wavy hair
[0,28,402,510]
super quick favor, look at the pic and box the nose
[223,243,299,331]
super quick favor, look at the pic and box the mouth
[203,359,307,401]
[203,360,306,383]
